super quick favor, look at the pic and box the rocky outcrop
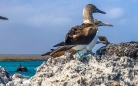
[0,66,11,85]
[29,54,138,86]
[12,74,30,80]
[96,42,138,59]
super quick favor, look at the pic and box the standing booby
[53,4,106,57]
[42,19,113,57]
[0,16,8,20]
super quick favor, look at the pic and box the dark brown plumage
[98,36,110,44]
[41,46,76,57]
[41,52,52,56]
[66,23,97,44]
[52,49,76,57]
[54,23,97,47]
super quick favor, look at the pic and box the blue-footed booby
[0,16,8,20]
[42,19,113,57]
[53,4,106,57]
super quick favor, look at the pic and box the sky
[0,0,138,54]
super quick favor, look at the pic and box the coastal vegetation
[0,54,49,61]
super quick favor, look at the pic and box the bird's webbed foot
[76,50,90,58]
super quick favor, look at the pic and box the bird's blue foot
[76,51,90,58]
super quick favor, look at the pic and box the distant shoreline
[0,54,50,61]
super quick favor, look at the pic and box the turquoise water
[0,61,44,77]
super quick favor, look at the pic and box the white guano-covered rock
[28,55,138,86]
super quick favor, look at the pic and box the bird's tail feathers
[53,42,65,47]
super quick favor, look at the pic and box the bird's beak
[95,8,106,14]
[99,22,113,27]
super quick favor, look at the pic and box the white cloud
[106,8,124,19]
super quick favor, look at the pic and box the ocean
[0,61,44,77]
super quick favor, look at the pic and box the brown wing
[50,46,73,56]
[52,48,76,57]
[41,46,74,57]
[41,52,52,56]
[65,23,98,45]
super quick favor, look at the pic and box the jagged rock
[6,79,30,86]
[6,74,30,86]
[28,54,138,86]
[0,66,11,85]
[12,74,30,80]
[96,42,138,59]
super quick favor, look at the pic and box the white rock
[0,66,11,85]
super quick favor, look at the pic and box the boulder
[6,74,30,86]
[96,42,138,59]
